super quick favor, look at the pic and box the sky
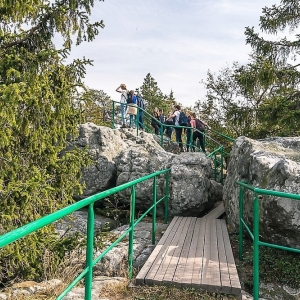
[65,0,282,107]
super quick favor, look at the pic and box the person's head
[120,84,126,90]
[191,112,196,119]
[130,90,134,95]
[174,105,181,111]
[154,107,159,112]
[186,110,192,116]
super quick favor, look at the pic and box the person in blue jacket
[127,90,137,128]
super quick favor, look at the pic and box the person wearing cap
[116,84,128,128]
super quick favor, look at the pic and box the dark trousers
[175,127,183,148]
[165,126,173,139]
[151,122,160,134]
[138,111,144,129]
[185,128,192,151]
[193,130,206,153]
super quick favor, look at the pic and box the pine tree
[140,73,164,112]
[244,0,300,136]
[139,73,178,117]
[80,88,112,126]
[245,0,300,63]
[0,0,104,282]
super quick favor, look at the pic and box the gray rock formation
[55,209,118,236]
[223,136,300,248]
[73,123,222,217]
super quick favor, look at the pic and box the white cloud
[66,0,282,107]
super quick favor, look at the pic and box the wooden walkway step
[135,216,241,295]
[202,203,225,219]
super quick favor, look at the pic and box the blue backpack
[178,111,188,126]
[136,95,145,109]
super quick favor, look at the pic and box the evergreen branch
[1,22,44,49]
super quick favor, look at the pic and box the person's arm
[171,111,178,118]
[116,85,122,92]
[200,119,209,128]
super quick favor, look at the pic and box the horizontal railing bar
[259,241,300,253]
[241,219,254,240]
[134,195,166,226]
[237,181,300,200]
[208,128,236,142]
[56,268,88,300]
[0,169,170,248]
[92,195,167,267]
[112,100,222,146]
[92,228,131,266]
[206,146,223,158]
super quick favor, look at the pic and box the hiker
[151,107,160,134]
[164,111,174,139]
[190,112,207,153]
[171,105,183,151]
[127,90,137,128]
[185,111,192,152]
[136,91,145,130]
[115,83,128,128]
[159,109,166,134]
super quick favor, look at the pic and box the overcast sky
[66,0,281,107]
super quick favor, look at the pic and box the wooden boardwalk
[135,208,241,295]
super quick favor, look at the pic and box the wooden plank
[220,220,241,295]
[171,217,197,285]
[202,203,225,219]
[191,218,207,288]
[135,216,180,285]
[136,216,241,297]
[180,217,202,287]
[216,219,232,294]
[144,217,185,285]
[154,217,191,285]
[201,219,221,292]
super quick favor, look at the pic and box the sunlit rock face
[223,136,300,248]
[73,123,222,217]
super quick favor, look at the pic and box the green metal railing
[237,181,300,300]
[0,169,170,299]
[112,100,228,183]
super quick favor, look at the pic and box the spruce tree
[244,0,300,136]
[0,0,104,283]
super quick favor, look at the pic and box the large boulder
[73,123,222,217]
[223,136,300,248]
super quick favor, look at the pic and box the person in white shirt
[116,84,128,128]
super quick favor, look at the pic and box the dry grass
[101,280,237,300]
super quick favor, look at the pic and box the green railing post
[253,193,260,300]
[85,203,95,300]
[160,125,164,147]
[112,101,115,129]
[214,153,217,181]
[128,185,136,279]
[164,171,169,224]
[152,177,157,245]
[188,127,192,151]
[220,146,224,184]
[239,186,244,261]
[136,108,139,136]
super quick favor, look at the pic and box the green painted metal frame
[237,181,300,300]
[112,100,227,184]
[0,169,170,300]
